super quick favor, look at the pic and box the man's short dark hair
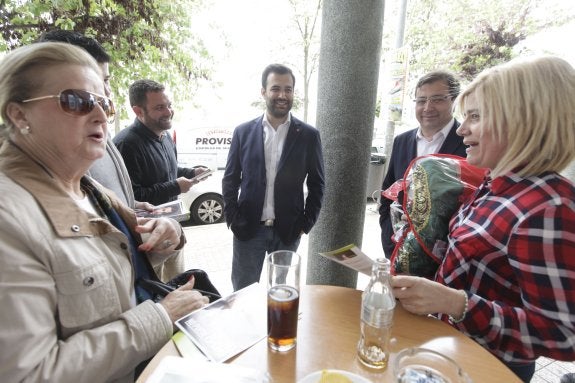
[261,64,295,89]
[129,79,165,107]
[38,30,110,63]
[415,70,461,100]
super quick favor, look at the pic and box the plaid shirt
[436,170,575,364]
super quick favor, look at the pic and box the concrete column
[307,0,385,287]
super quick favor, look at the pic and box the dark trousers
[505,361,535,383]
[231,225,300,291]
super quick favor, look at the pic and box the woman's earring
[19,125,30,135]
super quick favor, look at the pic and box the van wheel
[190,193,224,225]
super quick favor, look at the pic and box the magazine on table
[175,282,267,363]
[135,199,189,222]
[318,244,374,276]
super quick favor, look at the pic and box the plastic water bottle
[357,257,396,369]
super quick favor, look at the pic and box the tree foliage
[455,20,525,80]
[0,0,213,120]
[400,0,575,81]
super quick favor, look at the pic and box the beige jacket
[0,142,177,383]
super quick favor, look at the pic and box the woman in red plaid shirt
[392,56,575,382]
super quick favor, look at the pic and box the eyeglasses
[22,89,116,122]
[413,95,452,106]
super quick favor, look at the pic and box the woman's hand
[391,275,466,319]
[135,217,182,252]
[160,276,209,323]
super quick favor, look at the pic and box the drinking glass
[266,250,300,352]
[394,347,472,383]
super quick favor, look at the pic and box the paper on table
[175,283,267,363]
[145,356,269,383]
[318,244,374,276]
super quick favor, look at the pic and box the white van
[174,126,233,170]
[174,126,233,225]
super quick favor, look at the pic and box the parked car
[366,145,387,199]
[370,145,386,164]
[179,170,225,225]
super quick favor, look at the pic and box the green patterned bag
[384,154,485,278]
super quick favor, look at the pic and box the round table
[138,284,521,382]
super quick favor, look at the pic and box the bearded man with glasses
[379,70,467,257]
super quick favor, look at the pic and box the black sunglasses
[22,89,116,122]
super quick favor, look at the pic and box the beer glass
[266,250,300,352]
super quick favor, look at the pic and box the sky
[518,23,575,65]
[181,0,301,129]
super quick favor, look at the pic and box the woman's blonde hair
[0,42,101,136]
[458,55,575,178]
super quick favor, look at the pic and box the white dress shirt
[416,118,454,156]
[261,114,291,221]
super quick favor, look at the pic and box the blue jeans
[231,225,300,291]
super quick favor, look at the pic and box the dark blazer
[222,116,325,245]
[379,120,467,256]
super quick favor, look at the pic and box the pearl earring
[19,125,30,135]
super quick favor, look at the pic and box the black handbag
[139,269,222,303]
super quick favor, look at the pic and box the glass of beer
[266,250,300,352]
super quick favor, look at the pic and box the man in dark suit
[379,70,467,257]
[223,64,325,291]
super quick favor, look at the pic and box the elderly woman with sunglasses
[391,56,575,382]
[0,43,209,382]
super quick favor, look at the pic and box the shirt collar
[416,118,455,141]
[489,168,541,195]
[262,113,291,131]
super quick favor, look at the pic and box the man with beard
[222,64,325,291]
[114,79,209,206]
